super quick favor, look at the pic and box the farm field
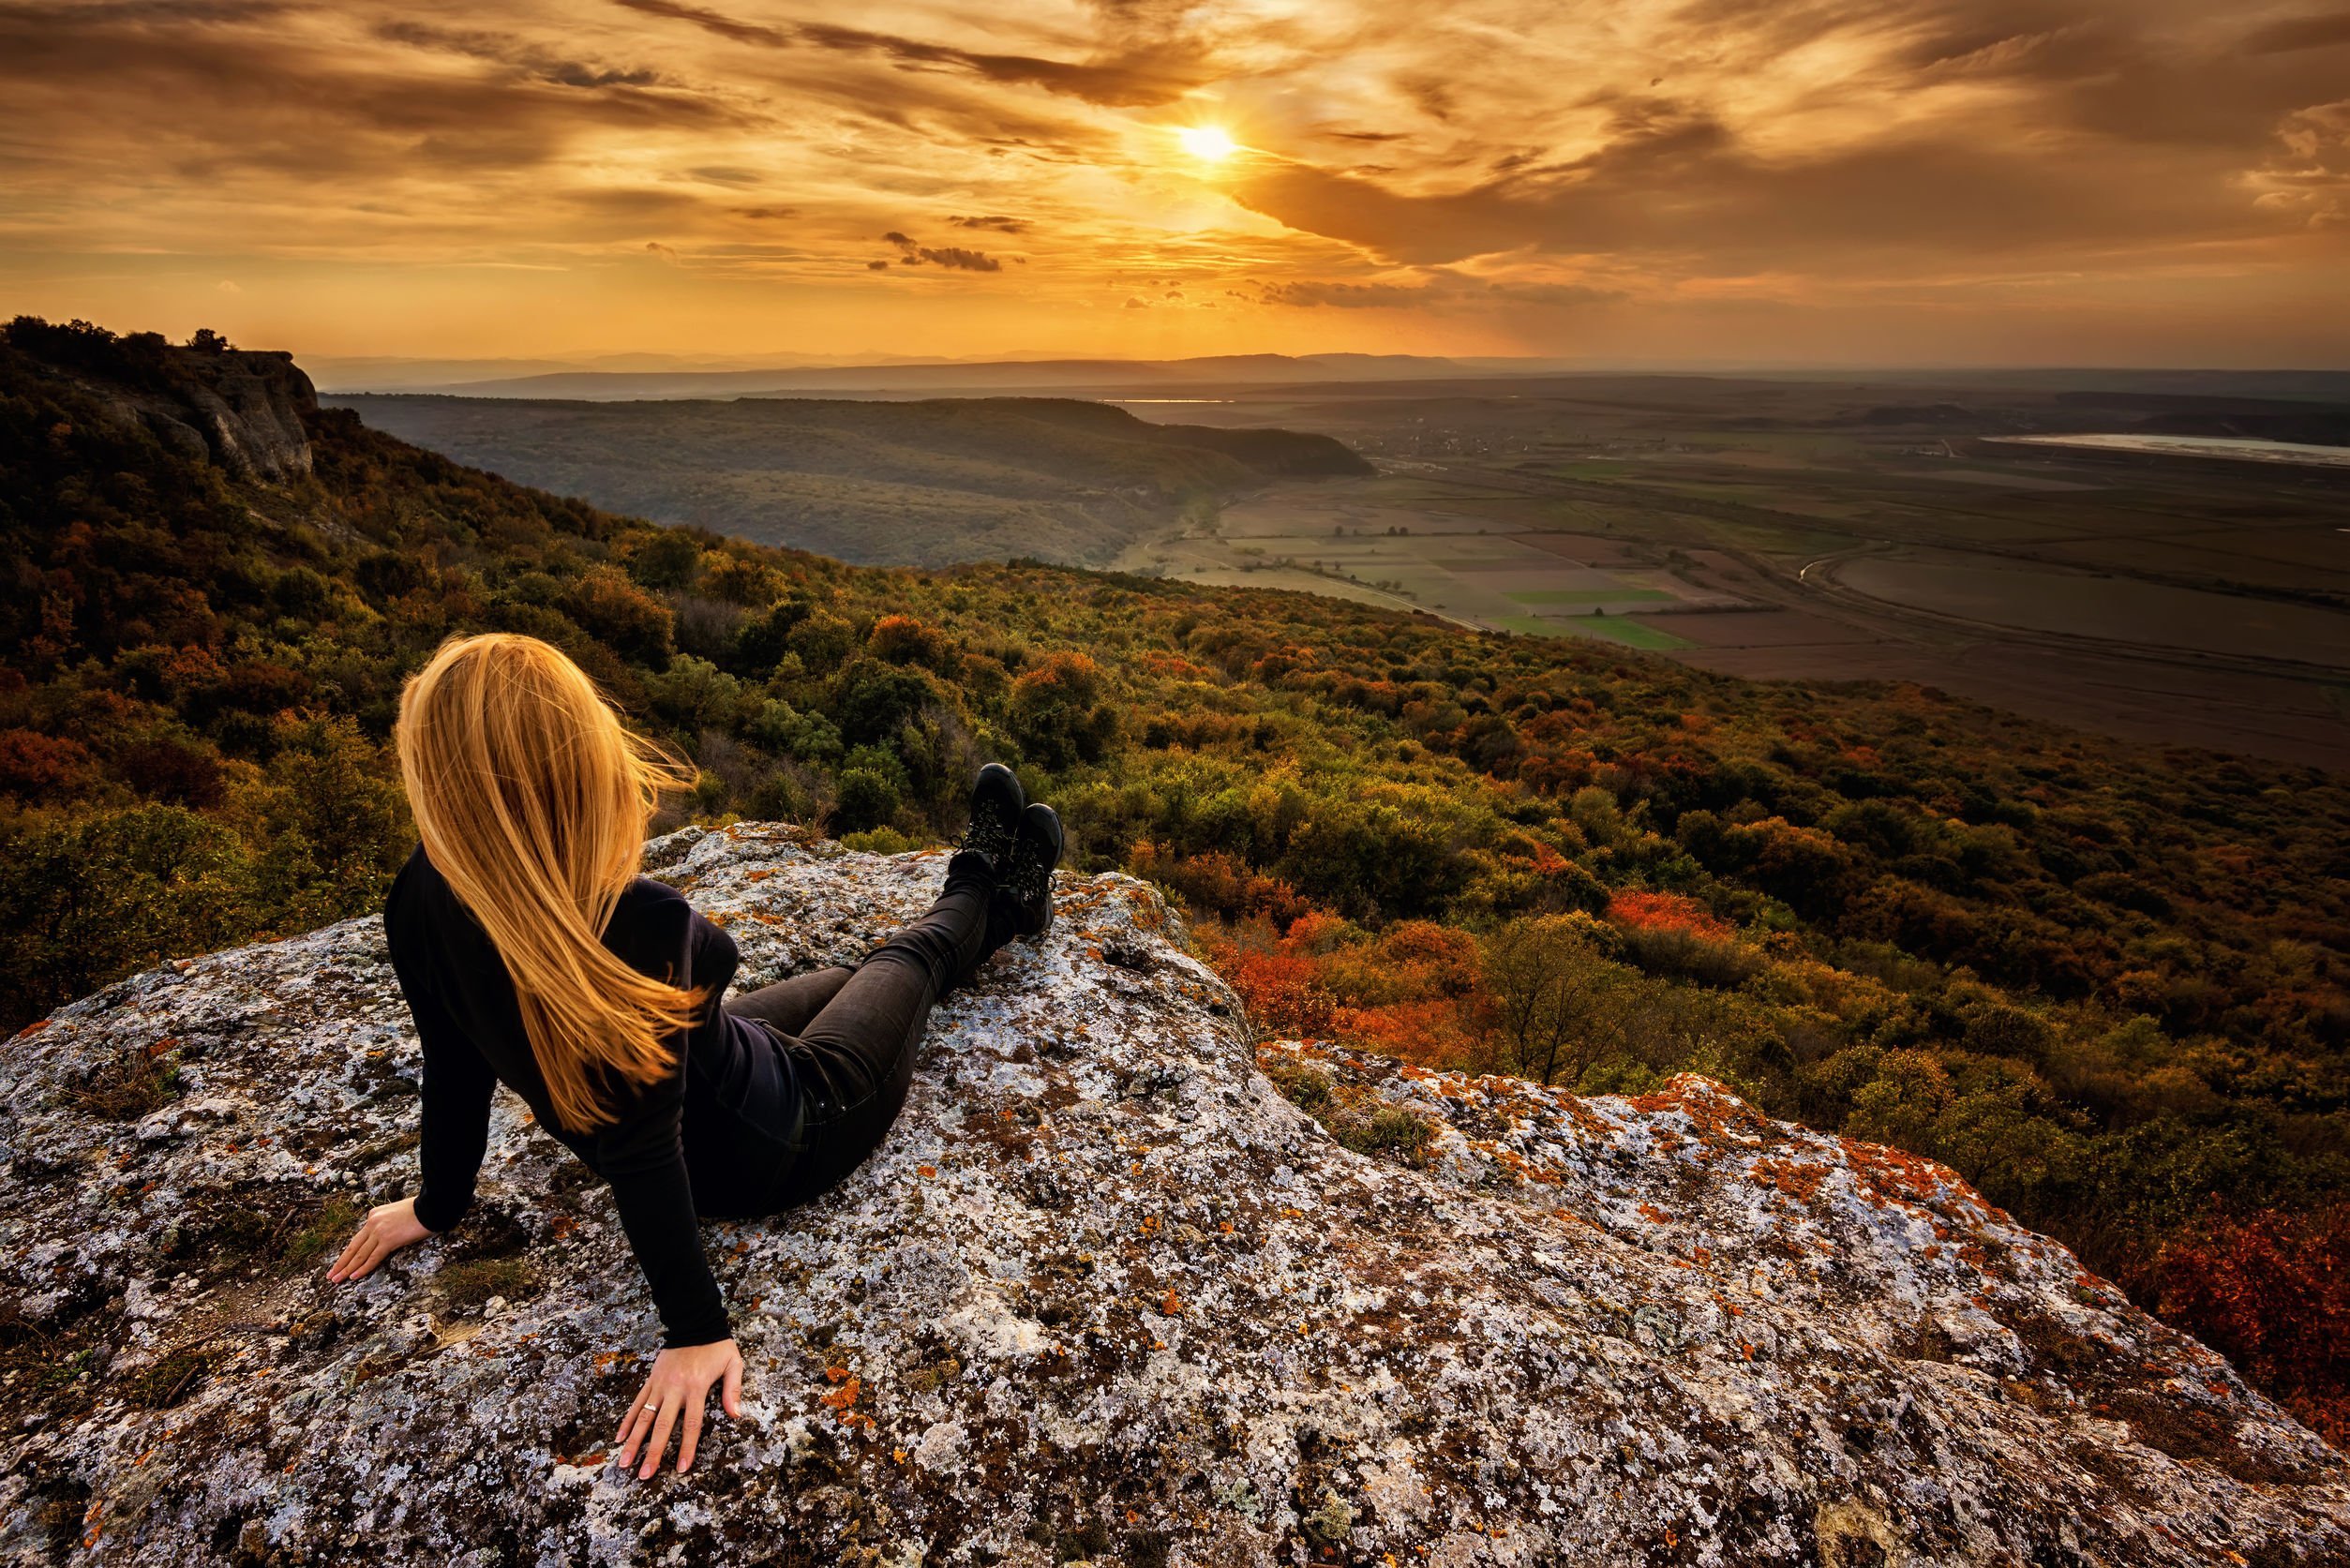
[1111,370,2350,766]
[1831,555,2350,668]
[1116,480,1735,650]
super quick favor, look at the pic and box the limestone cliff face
[77,346,316,480]
[1,826,2343,1565]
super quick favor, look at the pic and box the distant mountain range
[312,352,1536,399]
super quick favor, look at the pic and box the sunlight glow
[1177,126,1240,162]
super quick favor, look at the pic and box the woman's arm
[595,1102,733,1346]
[331,946,495,1282]
[397,947,498,1233]
[596,1100,743,1476]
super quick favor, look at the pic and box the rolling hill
[329,393,1369,568]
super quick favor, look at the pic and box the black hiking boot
[995,802,1064,943]
[957,763,1025,877]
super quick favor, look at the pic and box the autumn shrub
[1009,651,1117,768]
[0,729,93,797]
[1198,920,1339,1037]
[559,568,673,665]
[1127,842,1311,926]
[867,613,952,670]
[2156,1206,2350,1446]
[0,806,261,1026]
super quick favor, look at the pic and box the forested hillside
[5,317,2346,1441]
[332,392,1369,568]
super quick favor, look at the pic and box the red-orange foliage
[1207,943,1336,1037]
[1198,909,1483,1068]
[866,613,951,670]
[2155,1205,2350,1446]
[1129,842,1311,925]
[1608,889,1731,940]
[0,728,92,796]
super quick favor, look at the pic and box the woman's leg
[723,966,855,1037]
[766,850,995,1204]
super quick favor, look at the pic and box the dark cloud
[613,0,1212,107]
[949,214,1028,232]
[607,0,786,47]
[911,246,1001,272]
[1235,47,2341,274]
[375,21,665,88]
[0,3,745,188]
[731,205,798,219]
[2242,9,2350,54]
[1124,296,1148,307]
[867,259,890,269]
[876,231,1001,271]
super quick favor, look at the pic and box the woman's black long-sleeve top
[382,844,797,1349]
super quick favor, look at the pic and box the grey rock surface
[73,346,315,480]
[1,825,2343,1565]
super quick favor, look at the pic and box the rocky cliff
[67,344,315,480]
[1,827,2343,1566]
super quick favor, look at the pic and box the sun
[1176,125,1239,163]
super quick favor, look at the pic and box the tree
[1478,915,1625,1086]
[559,569,674,665]
[1010,651,1118,769]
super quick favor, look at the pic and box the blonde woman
[324,633,1061,1479]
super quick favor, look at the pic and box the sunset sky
[5,0,2348,366]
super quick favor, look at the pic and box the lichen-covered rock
[1,825,2343,1566]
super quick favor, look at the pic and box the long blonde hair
[396,633,705,1130]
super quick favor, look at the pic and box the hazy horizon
[7,0,2349,368]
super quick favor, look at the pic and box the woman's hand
[616,1340,744,1478]
[325,1196,433,1283]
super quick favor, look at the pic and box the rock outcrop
[75,345,315,480]
[1,826,2343,1566]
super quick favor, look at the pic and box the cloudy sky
[5,0,2347,365]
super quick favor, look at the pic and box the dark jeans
[716,852,992,1211]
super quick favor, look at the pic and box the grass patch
[1494,615,1571,637]
[65,1047,179,1120]
[283,1197,361,1266]
[1564,619,1697,651]
[161,1187,357,1276]
[436,1256,539,1309]
[839,826,925,854]
[1330,1105,1435,1168]
[1263,1058,1334,1113]
[124,1343,222,1409]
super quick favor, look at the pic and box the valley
[1104,374,2350,767]
[334,367,2350,765]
